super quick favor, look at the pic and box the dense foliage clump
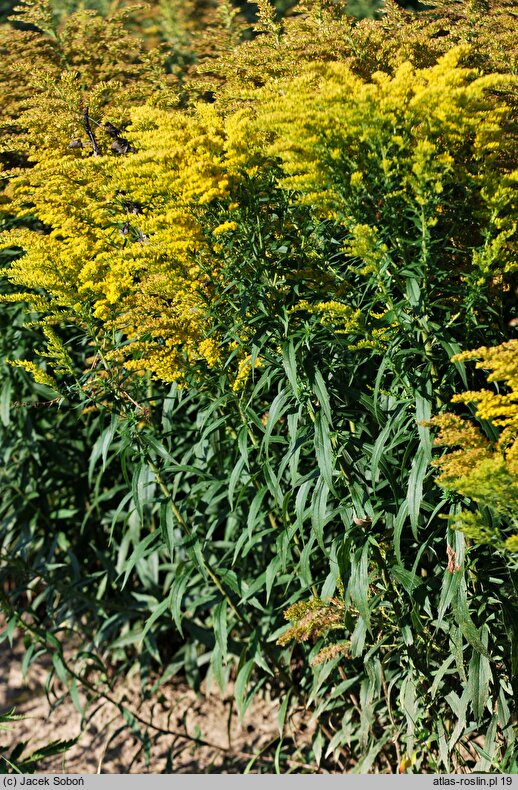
[0,0,517,773]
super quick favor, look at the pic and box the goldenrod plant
[191,0,517,110]
[2,48,515,385]
[0,0,517,773]
[0,0,174,144]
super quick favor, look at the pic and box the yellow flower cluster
[291,299,362,335]
[451,341,518,432]
[1,42,515,391]
[195,0,517,114]
[428,340,518,553]
[231,354,263,392]
[0,87,269,384]
[344,225,389,276]
[7,359,57,389]
[254,46,514,219]
[213,221,238,235]
[0,0,175,157]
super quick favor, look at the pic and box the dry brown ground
[0,633,316,774]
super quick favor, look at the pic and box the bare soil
[0,633,315,774]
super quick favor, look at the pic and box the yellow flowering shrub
[192,0,517,110]
[1,3,518,770]
[0,0,173,147]
[291,300,362,334]
[1,46,515,388]
[231,353,264,392]
[253,47,515,243]
[2,100,257,382]
[429,340,518,554]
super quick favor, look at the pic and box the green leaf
[294,476,316,527]
[405,277,421,307]
[399,673,418,753]
[265,555,282,603]
[131,463,155,525]
[228,455,246,509]
[69,677,82,715]
[119,531,160,589]
[261,388,290,456]
[447,687,471,751]
[450,624,467,683]
[170,563,194,634]
[263,461,284,507]
[415,391,432,454]
[474,714,499,772]
[312,368,332,425]
[311,478,331,551]
[247,485,268,534]
[51,653,69,686]
[159,501,176,559]
[350,616,368,658]
[298,533,316,586]
[209,643,226,693]
[213,599,228,656]
[352,732,391,774]
[314,411,335,492]
[406,443,431,535]
[453,580,491,659]
[370,418,394,486]
[390,565,420,595]
[88,414,119,483]
[140,593,172,642]
[467,626,492,720]
[312,728,324,767]
[429,654,455,700]
[281,340,299,396]
[349,541,371,631]
[235,658,254,719]
[437,718,450,771]
[393,500,408,563]
[438,338,468,387]
[436,562,461,628]
[0,379,11,427]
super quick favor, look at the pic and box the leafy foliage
[0,0,517,774]
[0,708,75,773]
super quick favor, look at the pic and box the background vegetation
[0,0,517,773]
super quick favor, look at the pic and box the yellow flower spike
[212,220,238,235]
[7,360,58,390]
[429,340,518,553]
[232,354,263,392]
